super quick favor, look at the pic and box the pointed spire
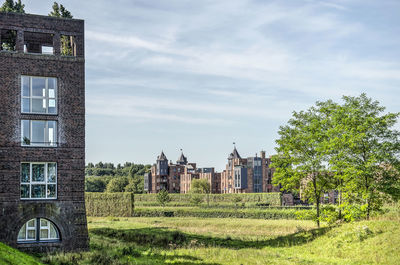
[157,150,167,161]
[176,148,188,165]
[228,142,241,159]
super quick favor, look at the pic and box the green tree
[48,2,72,18]
[329,94,400,219]
[85,176,111,192]
[190,179,211,206]
[124,175,144,194]
[157,189,171,207]
[0,0,24,51]
[106,177,129,192]
[48,2,73,56]
[0,0,25,13]
[272,100,338,227]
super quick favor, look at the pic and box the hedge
[132,207,314,220]
[134,193,282,206]
[85,192,134,217]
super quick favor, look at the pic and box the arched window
[17,218,60,243]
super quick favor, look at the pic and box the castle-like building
[144,147,279,194]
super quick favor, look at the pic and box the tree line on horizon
[85,162,151,194]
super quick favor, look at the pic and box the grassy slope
[0,242,43,265]
[42,213,400,265]
[4,208,399,265]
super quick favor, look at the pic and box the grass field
[41,210,400,265]
[2,206,399,265]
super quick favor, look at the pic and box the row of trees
[272,94,400,227]
[85,162,151,193]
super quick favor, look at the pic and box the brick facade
[0,12,88,252]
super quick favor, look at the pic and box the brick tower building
[0,12,88,252]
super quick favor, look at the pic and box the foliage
[133,207,306,220]
[106,176,129,192]
[190,194,203,206]
[0,0,24,13]
[156,189,171,207]
[190,179,210,194]
[319,205,339,225]
[0,0,23,51]
[272,93,400,225]
[190,179,210,206]
[85,162,150,177]
[272,99,339,227]
[124,175,144,194]
[85,192,134,217]
[85,175,112,192]
[134,192,282,207]
[48,2,72,18]
[329,94,400,219]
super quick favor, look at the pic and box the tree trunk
[313,175,320,228]
[338,189,342,220]
[316,198,320,228]
[365,175,370,220]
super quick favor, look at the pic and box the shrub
[134,193,282,206]
[190,194,203,206]
[157,189,171,207]
[85,192,134,217]
[132,207,312,220]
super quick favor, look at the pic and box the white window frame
[20,162,57,200]
[234,170,241,189]
[21,120,57,147]
[17,218,60,243]
[21,76,57,114]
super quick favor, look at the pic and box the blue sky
[25,0,400,170]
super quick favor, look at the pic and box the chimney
[260,150,266,159]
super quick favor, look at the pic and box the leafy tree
[190,179,211,206]
[106,176,129,192]
[87,162,94,168]
[48,2,72,18]
[85,176,111,192]
[272,100,338,227]
[0,0,25,13]
[157,189,171,207]
[0,0,24,51]
[329,94,400,219]
[125,175,144,194]
[95,162,104,169]
[190,179,210,193]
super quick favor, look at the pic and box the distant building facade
[221,148,280,194]
[145,151,186,193]
[145,147,278,195]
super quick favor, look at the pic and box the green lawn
[0,242,42,265]
[40,213,400,265]
[2,207,399,265]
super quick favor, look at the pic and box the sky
[24,0,400,170]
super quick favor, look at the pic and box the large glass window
[20,163,57,199]
[21,76,57,114]
[21,120,57,147]
[17,218,60,243]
